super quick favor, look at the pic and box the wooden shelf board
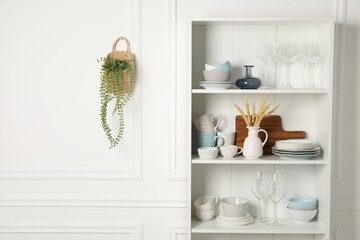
[191,155,327,165]
[191,217,326,234]
[191,88,329,94]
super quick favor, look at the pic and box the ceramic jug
[243,126,268,159]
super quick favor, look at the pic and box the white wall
[0,0,358,240]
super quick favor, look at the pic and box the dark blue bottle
[236,65,262,89]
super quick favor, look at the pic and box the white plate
[273,152,320,160]
[275,140,313,150]
[199,81,235,84]
[216,215,253,226]
[218,212,252,221]
[272,147,320,155]
[200,83,234,90]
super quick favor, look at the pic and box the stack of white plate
[272,140,320,160]
[216,212,253,226]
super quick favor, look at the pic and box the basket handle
[112,36,131,53]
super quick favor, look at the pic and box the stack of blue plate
[272,146,320,160]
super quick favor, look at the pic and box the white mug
[217,132,236,145]
[220,145,243,158]
[193,114,222,132]
[194,196,219,211]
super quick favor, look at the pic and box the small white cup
[217,132,236,145]
[194,196,219,211]
[220,145,243,158]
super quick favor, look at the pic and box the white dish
[287,206,317,223]
[275,140,313,151]
[216,214,253,226]
[218,212,252,222]
[200,83,234,90]
[272,147,320,155]
[273,152,320,160]
[272,146,320,154]
[220,197,249,218]
[197,147,219,159]
[199,81,235,84]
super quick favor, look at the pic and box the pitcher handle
[258,129,268,146]
[211,115,222,132]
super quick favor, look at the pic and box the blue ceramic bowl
[288,197,318,210]
[205,61,231,71]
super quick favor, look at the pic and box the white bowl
[287,206,317,223]
[205,61,231,71]
[275,140,313,151]
[203,70,231,82]
[197,147,219,159]
[221,197,249,218]
[196,209,215,221]
[194,196,218,210]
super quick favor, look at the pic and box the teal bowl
[205,61,231,71]
[288,197,317,210]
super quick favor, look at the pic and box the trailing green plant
[99,56,135,148]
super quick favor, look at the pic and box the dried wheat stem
[245,96,251,125]
[234,103,251,126]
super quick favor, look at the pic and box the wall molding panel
[0,195,187,208]
[165,0,187,182]
[0,222,143,237]
[0,0,143,182]
[169,227,188,240]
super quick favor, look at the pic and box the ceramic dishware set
[200,61,234,89]
[216,197,253,226]
[194,196,219,221]
[287,196,318,223]
[272,140,321,160]
[194,114,225,159]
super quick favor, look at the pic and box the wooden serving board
[235,115,306,155]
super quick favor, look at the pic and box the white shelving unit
[187,18,334,240]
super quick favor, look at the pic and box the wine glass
[300,42,326,88]
[267,172,286,226]
[277,42,300,88]
[251,169,269,222]
[256,42,276,89]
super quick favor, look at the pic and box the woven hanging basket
[105,36,134,93]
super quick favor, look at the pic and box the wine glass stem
[309,63,315,88]
[258,198,262,219]
[285,63,291,88]
[273,202,277,222]
[264,63,268,87]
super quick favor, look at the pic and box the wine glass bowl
[256,42,277,89]
[300,42,327,88]
[251,169,269,223]
[277,42,300,88]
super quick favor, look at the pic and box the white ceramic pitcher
[243,126,268,159]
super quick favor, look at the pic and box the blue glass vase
[236,65,262,89]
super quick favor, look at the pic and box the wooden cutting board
[235,115,306,155]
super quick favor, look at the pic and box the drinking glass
[251,169,269,222]
[300,42,326,88]
[256,42,276,89]
[277,42,300,88]
[267,172,286,226]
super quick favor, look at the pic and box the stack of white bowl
[216,197,253,226]
[200,61,233,90]
[194,196,218,221]
[287,196,318,223]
